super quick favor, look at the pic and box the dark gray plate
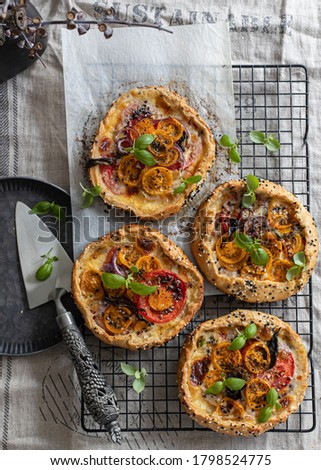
[0,177,80,355]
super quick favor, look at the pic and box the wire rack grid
[81,65,315,434]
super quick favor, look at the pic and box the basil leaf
[129,282,157,296]
[174,182,187,194]
[90,185,102,197]
[229,147,241,163]
[130,265,139,273]
[242,192,256,208]
[266,387,278,407]
[234,231,254,250]
[205,381,224,395]
[243,323,257,339]
[265,137,280,152]
[184,175,202,184]
[30,201,52,215]
[249,130,266,144]
[220,134,234,148]
[250,247,269,266]
[229,335,246,351]
[101,272,126,289]
[246,174,259,192]
[50,204,66,221]
[134,370,141,379]
[275,402,282,411]
[133,149,157,166]
[293,251,306,267]
[141,367,147,377]
[120,362,137,376]
[224,377,246,391]
[258,405,273,423]
[35,261,53,282]
[81,192,94,209]
[135,134,155,149]
[286,265,301,281]
[133,376,146,393]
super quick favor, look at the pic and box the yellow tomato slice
[203,369,223,389]
[216,234,248,270]
[283,231,305,259]
[118,244,144,268]
[80,270,104,300]
[136,255,162,272]
[133,118,156,136]
[148,287,173,311]
[117,154,142,186]
[157,117,184,141]
[245,378,270,410]
[262,232,284,259]
[269,259,293,282]
[240,249,273,279]
[268,198,294,230]
[216,398,244,420]
[148,131,173,157]
[243,341,271,374]
[212,342,242,371]
[142,167,173,195]
[104,285,126,300]
[103,305,133,334]
[154,146,179,167]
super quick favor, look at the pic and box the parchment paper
[62,22,237,295]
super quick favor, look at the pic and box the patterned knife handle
[52,288,122,444]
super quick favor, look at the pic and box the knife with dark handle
[15,201,122,443]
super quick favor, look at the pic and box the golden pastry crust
[177,310,309,437]
[192,179,318,303]
[72,224,204,350]
[89,86,216,219]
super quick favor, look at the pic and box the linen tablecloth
[0,0,320,450]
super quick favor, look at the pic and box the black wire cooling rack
[81,65,315,434]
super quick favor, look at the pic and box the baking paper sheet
[62,22,237,295]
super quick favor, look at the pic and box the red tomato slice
[136,269,187,324]
[258,350,295,391]
[100,162,126,195]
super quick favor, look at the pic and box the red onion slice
[112,250,129,277]
[167,143,185,170]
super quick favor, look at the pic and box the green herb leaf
[275,402,282,411]
[234,231,254,250]
[243,323,257,339]
[184,175,202,184]
[101,272,126,289]
[258,405,273,423]
[286,265,301,281]
[266,387,278,407]
[35,249,58,282]
[129,282,157,296]
[120,363,137,376]
[229,147,241,163]
[50,203,66,221]
[134,134,155,149]
[30,201,52,215]
[205,381,225,395]
[90,185,102,197]
[134,370,141,379]
[293,251,306,268]
[133,148,157,166]
[220,134,234,148]
[224,377,246,391]
[229,335,246,351]
[246,174,260,192]
[242,192,256,208]
[174,182,187,194]
[250,246,269,266]
[130,265,139,274]
[249,130,266,144]
[133,376,146,393]
[265,136,280,152]
[80,183,102,208]
[141,367,147,377]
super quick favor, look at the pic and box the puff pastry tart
[177,310,309,436]
[192,178,318,303]
[72,224,204,350]
[88,86,216,219]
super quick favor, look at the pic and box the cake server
[15,201,121,443]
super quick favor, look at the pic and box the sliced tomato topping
[117,244,144,268]
[148,131,173,157]
[269,259,293,282]
[216,234,248,270]
[216,398,244,419]
[133,117,156,136]
[243,340,271,374]
[103,305,133,334]
[283,231,305,259]
[154,145,180,167]
[245,378,270,410]
[262,231,284,259]
[157,117,184,141]
[142,166,173,195]
[212,342,242,371]
[268,199,294,230]
[190,356,211,386]
[117,154,143,187]
[80,269,104,301]
[136,255,162,272]
[258,350,295,391]
[136,269,187,324]
[203,369,223,389]
[100,162,125,195]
